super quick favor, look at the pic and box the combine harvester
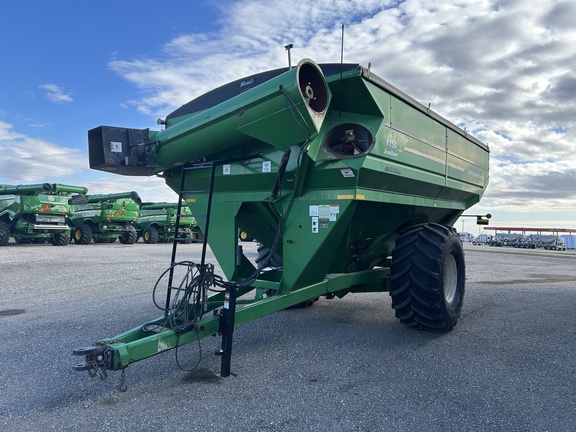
[70,191,142,244]
[137,202,202,243]
[0,183,86,246]
[74,59,489,382]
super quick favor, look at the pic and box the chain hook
[117,368,128,392]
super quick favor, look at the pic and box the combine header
[74,59,489,383]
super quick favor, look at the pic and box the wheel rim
[443,253,458,304]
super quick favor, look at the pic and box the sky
[1,0,575,234]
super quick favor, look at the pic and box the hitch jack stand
[218,284,237,377]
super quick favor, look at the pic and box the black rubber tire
[256,244,283,269]
[290,297,319,308]
[143,226,159,244]
[389,223,465,333]
[120,226,137,244]
[74,224,92,244]
[190,227,204,243]
[255,244,317,307]
[51,232,70,246]
[0,221,10,246]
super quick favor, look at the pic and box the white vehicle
[471,234,490,245]
[526,235,566,251]
[488,233,522,247]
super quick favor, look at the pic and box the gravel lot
[1,241,575,431]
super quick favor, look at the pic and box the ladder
[165,153,261,377]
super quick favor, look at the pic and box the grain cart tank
[0,183,87,246]
[71,191,142,244]
[74,59,489,380]
[137,202,201,243]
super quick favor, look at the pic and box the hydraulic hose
[271,148,292,198]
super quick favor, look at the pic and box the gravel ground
[1,241,575,431]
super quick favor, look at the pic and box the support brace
[217,284,237,377]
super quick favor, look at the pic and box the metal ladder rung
[181,189,210,194]
[173,237,191,242]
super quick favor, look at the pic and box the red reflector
[44,204,51,210]
[115,211,120,217]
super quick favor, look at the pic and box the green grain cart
[0,183,87,246]
[75,59,489,380]
[137,202,202,243]
[71,191,142,244]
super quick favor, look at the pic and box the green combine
[70,191,142,244]
[0,183,86,246]
[137,202,202,243]
[75,59,489,380]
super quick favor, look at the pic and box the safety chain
[85,339,124,386]
[117,368,128,392]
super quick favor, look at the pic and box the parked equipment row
[463,231,567,250]
[0,183,203,246]
[487,233,566,250]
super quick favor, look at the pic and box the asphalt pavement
[1,241,575,431]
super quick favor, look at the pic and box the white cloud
[82,175,178,203]
[0,121,177,200]
[107,0,576,215]
[0,121,86,183]
[38,83,73,103]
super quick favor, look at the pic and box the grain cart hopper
[0,183,87,246]
[74,59,489,381]
[137,202,201,243]
[71,191,142,244]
